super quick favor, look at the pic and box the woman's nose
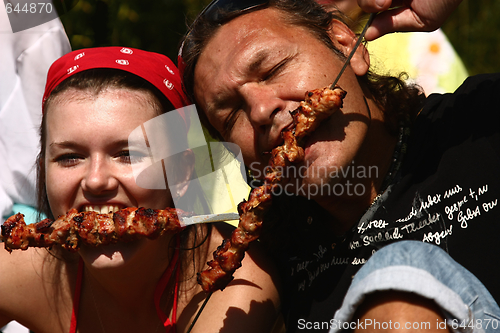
[81,156,118,195]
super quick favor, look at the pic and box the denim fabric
[329,241,500,333]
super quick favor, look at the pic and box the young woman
[0,47,280,333]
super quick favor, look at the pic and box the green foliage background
[57,0,499,76]
[441,1,500,76]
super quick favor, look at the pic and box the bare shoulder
[210,222,280,286]
[0,245,49,300]
[187,222,281,333]
[0,244,78,331]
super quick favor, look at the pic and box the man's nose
[241,84,287,134]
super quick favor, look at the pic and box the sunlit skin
[194,8,397,233]
[353,291,451,332]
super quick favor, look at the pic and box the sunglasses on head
[195,0,269,23]
[178,0,270,73]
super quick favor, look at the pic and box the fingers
[364,7,427,41]
[357,0,393,12]
[359,0,463,40]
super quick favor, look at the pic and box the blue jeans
[330,241,500,333]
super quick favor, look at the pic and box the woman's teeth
[83,205,121,214]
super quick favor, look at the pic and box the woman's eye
[116,150,132,163]
[118,150,148,164]
[54,154,81,167]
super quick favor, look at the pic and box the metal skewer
[330,12,376,89]
[181,212,240,226]
[186,292,213,333]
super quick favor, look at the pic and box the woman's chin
[78,239,148,269]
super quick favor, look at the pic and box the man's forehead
[216,7,292,42]
[205,7,306,68]
[197,9,290,82]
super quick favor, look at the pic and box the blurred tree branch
[57,0,499,76]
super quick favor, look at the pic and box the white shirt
[0,5,71,224]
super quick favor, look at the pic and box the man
[180,0,500,331]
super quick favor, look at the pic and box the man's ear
[328,19,370,76]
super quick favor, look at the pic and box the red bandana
[42,46,189,128]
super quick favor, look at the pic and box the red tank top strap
[69,235,180,333]
[154,234,181,333]
[69,258,84,333]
